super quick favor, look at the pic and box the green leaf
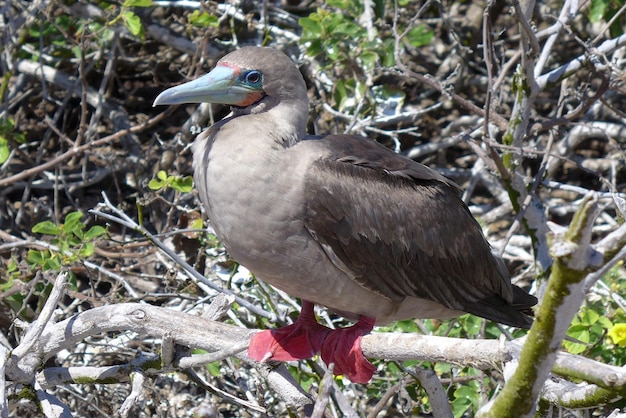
[66,272,78,291]
[78,242,95,257]
[32,221,61,236]
[188,11,218,27]
[27,250,47,266]
[391,319,419,333]
[299,17,323,38]
[334,79,348,110]
[0,276,14,291]
[148,178,166,190]
[589,0,608,22]
[190,217,204,230]
[123,11,142,36]
[0,136,8,164]
[333,21,361,36]
[359,51,378,71]
[405,25,434,47]
[43,255,62,271]
[0,117,15,131]
[170,176,193,193]
[64,211,83,225]
[84,225,107,240]
[204,361,221,377]
[565,325,590,354]
[584,309,600,325]
[434,362,451,375]
[124,0,152,6]
[597,315,613,329]
[452,381,480,418]
[326,0,351,9]
[305,40,324,57]
[5,292,25,313]
[63,211,84,235]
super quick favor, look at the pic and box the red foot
[248,301,376,383]
[248,301,331,361]
[321,316,376,384]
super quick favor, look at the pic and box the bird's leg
[320,316,376,384]
[248,301,377,383]
[248,301,332,362]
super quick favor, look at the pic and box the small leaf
[589,0,607,22]
[334,79,348,110]
[66,272,78,291]
[5,292,24,313]
[333,21,361,36]
[170,176,194,193]
[0,136,9,164]
[148,178,166,190]
[405,25,434,47]
[359,51,378,71]
[299,17,323,38]
[124,0,152,6]
[32,221,61,236]
[123,11,142,36]
[63,211,84,235]
[27,250,47,266]
[597,315,613,329]
[305,40,325,57]
[43,255,62,271]
[204,362,221,377]
[84,225,107,240]
[190,217,204,230]
[0,276,14,291]
[188,10,218,27]
[452,385,476,418]
[78,242,95,258]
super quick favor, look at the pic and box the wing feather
[301,135,529,322]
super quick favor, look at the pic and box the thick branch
[479,193,602,417]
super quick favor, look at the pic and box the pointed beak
[153,65,256,107]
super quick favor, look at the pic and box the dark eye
[245,70,262,86]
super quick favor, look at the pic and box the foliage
[0,117,25,164]
[589,0,626,37]
[562,265,626,367]
[299,0,432,115]
[148,170,194,193]
[28,212,107,271]
[109,0,154,37]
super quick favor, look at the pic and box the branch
[0,345,7,418]
[0,111,167,188]
[8,301,626,412]
[479,193,604,417]
[536,34,626,89]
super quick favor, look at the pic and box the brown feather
[301,134,536,328]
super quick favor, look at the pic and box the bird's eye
[244,70,262,86]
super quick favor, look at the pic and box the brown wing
[302,134,535,327]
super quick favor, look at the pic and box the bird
[153,46,537,383]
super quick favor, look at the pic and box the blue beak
[153,65,255,106]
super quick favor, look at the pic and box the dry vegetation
[1,0,626,417]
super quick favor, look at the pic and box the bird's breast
[197,131,313,279]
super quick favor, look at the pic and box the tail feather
[464,285,538,329]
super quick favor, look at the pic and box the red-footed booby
[153,46,537,383]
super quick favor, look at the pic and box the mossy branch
[478,193,602,417]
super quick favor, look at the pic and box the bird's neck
[231,97,309,148]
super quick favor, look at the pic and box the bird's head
[153,47,308,110]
